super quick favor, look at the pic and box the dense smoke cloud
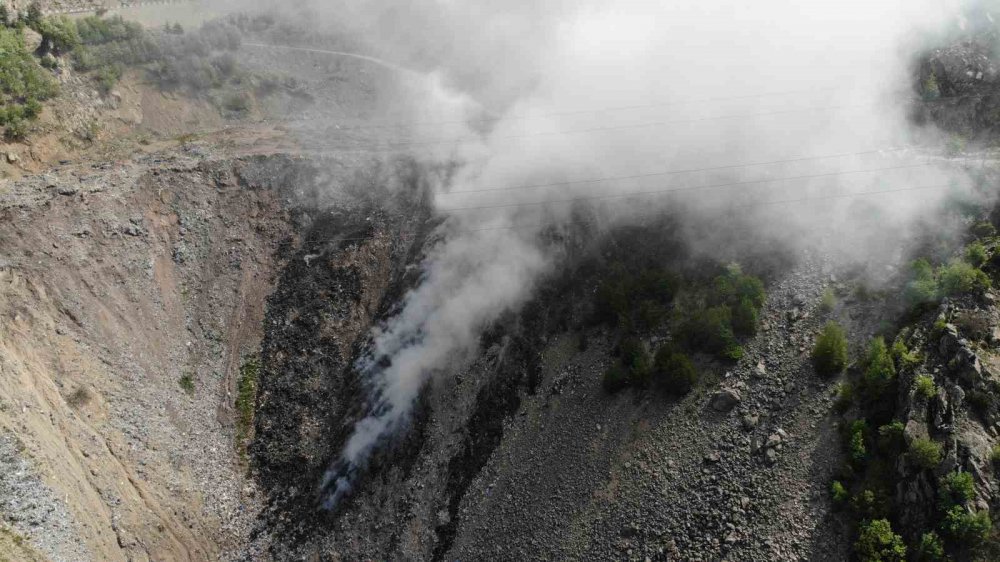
[309,0,979,507]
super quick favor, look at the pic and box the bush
[714,263,765,309]
[178,373,195,394]
[652,346,698,395]
[620,337,651,386]
[914,531,945,561]
[852,488,889,521]
[972,220,997,239]
[680,305,739,359]
[922,72,940,101]
[221,91,251,113]
[95,63,122,94]
[831,480,849,503]
[834,382,854,413]
[848,419,868,465]
[992,444,1000,466]
[877,421,905,455]
[908,437,942,470]
[855,519,906,562]
[905,258,939,307]
[862,337,895,395]
[939,259,991,296]
[732,297,758,337]
[820,287,836,313]
[891,339,921,371]
[36,16,81,54]
[0,27,58,138]
[602,364,628,394]
[914,375,936,400]
[966,242,988,268]
[235,358,259,446]
[812,322,848,376]
[938,471,975,508]
[941,505,991,544]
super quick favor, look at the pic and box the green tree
[966,242,988,268]
[812,322,848,376]
[905,258,939,307]
[602,364,628,394]
[941,505,991,544]
[938,471,975,509]
[908,437,942,470]
[939,259,991,296]
[731,297,758,337]
[25,2,42,29]
[652,346,698,395]
[862,337,895,396]
[914,532,944,561]
[855,519,906,562]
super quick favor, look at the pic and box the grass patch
[235,357,260,446]
[178,373,195,395]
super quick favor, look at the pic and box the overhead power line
[437,162,934,212]
[295,182,953,246]
[243,42,857,132]
[444,147,916,195]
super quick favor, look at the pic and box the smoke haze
[308,0,982,507]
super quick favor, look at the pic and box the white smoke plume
[313,0,979,507]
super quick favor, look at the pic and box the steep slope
[0,150,340,560]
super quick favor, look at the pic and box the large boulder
[710,388,741,412]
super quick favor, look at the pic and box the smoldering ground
[246,0,986,508]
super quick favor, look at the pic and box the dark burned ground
[250,200,857,561]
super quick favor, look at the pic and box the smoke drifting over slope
[312,0,978,507]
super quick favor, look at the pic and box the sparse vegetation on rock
[812,321,848,376]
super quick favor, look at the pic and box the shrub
[908,437,942,470]
[820,287,836,313]
[235,358,259,445]
[852,488,889,521]
[731,297,758,337]
[922,72,941,101]
[834,382,854,413]
[972,220,997,239]
[992,444,1000,466]
[812,322,848,377]
[652,346,698,395]
[832,480,849,503]
[602,364,628,394]
[939,259,991,296]
[36,16,81,54]
[891,339,921,371]
[877,421,905,455]
[905,258,939,307]
[594,277,628,326]
[938,471,975,508]
[680,305,739,359]
[941,505,991,544]
[714,263,765,309]
[25,2,42,29]
[966,242,988,268]
[848,419,868,465]
[620,336,651,385]
[221,91,251,112]
[0,27,58,137]
[855,518,906,562]
[914,375,936,400]
[634,299,666,332]
[914,531,945,561]
[95,64,122,94]
[862,337,895,395]
[178,373,195,394]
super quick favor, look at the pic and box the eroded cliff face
[0,151,365,561]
